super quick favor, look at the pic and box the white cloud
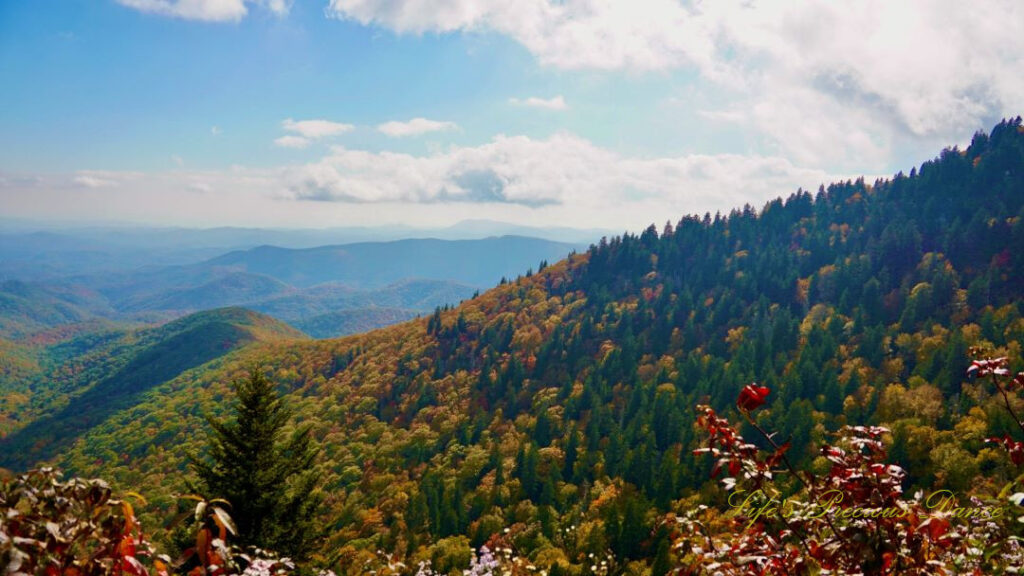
[72,170,141,189]
[275,135,311,149]
[0,174,43,189]
[262,0,290,15]
[377,118,458,137]
[115,0,290,22]
[281,118,354,139]
[695,1,1024,167]
[327,0,1024,168]
[275,118,354,148]
[1,168,300,228]
[211,125,222,136]
[326,0,709,71]
[509,95,567,110]
[285,133,837,214]
[73,175,113,189]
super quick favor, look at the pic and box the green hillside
[250,279,478,326]
[7,119,1024,573]
[0,280,113,339]
[0,307,304,468]
[126,271,293,312]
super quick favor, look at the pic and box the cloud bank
[285,133,836,211]
[327,0,1024,167]
[3,133,845,229]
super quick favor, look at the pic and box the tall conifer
[190,365,322,559]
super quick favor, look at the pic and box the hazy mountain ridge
[0,235,576,341]
[0,221,605,282]
[121,271,294,312]
[205,235,581,289]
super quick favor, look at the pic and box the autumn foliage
[0,470,298,576]
[0,467,165,576]
[679,354,1024,575]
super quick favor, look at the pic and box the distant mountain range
[0,219,609,280]
[0,234,581,339]
[202,235,580,289]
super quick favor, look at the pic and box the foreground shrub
[676,354,1024,575]
[0,467,163,575]
[1,470,296,576]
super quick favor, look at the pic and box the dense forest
[0,308,306,466]
[3,118,1024,574]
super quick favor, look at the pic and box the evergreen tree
[619,493,648,560]
[189,365,322,559]
[534,408,553,446]
[651,537,672,576]
[562,427,578,481]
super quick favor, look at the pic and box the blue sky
[1,0,1021,230]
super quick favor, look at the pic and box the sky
[1,0,1022,231]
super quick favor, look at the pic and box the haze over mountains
[0,219,607,280]
[0,229,587,339]
[203,236,581,289]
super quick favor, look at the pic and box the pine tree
[189,365,322,559]
[619,494,648,560]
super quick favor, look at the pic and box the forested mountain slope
[21,119,1024,571]
[290,307,422,339]
[0,308,304,468]
[0,280,115,339]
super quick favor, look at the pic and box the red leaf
[737,384,771,411]
[728,459,741,476]
[922,516,950,541]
